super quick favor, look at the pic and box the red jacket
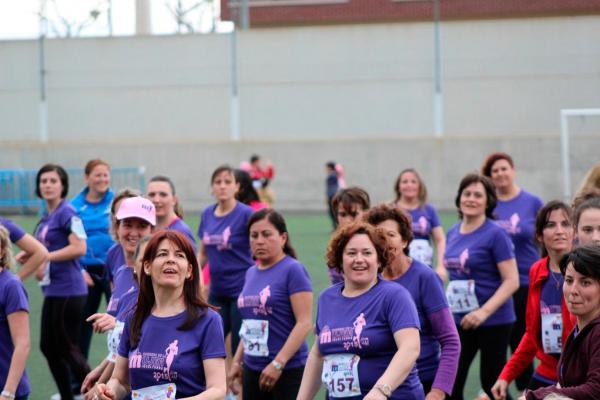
[499,257,575,383]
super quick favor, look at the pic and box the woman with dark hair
[234,169,269,211]
[443,173,519,400]
[526,245,600,399]
[298,222,424,399]
[228,208,313,399]
[573,196,600,247]
[34,163,90,400]
[366,204,460,400]
[392,169,446,276]
[96,230,227,399]
[482,152,544,390]
[197,165,255,357]
[492,201,575,399]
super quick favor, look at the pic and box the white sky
[0,0,232,40]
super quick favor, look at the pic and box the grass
[9,211,511,399]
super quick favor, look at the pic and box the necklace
[550,270,562,290]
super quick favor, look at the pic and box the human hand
[227,361,243,394]
[425,388,446,400]
[259,362,283,392]
[81,366,103,393]
[87,313,116,333]
[83,270,95,287]
[363,388,387,400]
[460,308,490,330]
[491,379,509,400]
[15,251,30,264]
[95,383,116,400]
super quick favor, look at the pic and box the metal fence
[0,167,145,214]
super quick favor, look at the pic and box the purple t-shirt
[106,244,125,283]
[0,269,30,397]
[494,190,543,285]
[0,218,26,243]
[107,265,137,317]
[393,259,448,382]
[406,204,441,241]
[198,202,254,297]
[168,218,197,253]
[35,200,87,297]
[445,219,516,326]
[316,279,424,400]
[118,308,226,397]
[237,256,312,371]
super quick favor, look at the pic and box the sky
[0,0,231,40]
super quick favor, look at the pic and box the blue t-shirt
[107,265,137,317]
[71,187,115,268]
[198,202,254,297]
[0,269,30,397]
[167,218,197,252]
[444,219,516,326]
[237,256,312,371]
[106,244,125,283]
[392,259,448,382]
[118,309,226,397]
[0,218,26,243]
[35,200,88,297]
[494,190,543,285]
[406,204,441,241]
[316,279,424,400]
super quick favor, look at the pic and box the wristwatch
[271,360,283,371]
[375,383,392,398]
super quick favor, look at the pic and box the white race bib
[240,319,269,357]
[541,313,563,354]
[446,280,479,313]
[39,261,51,287]
[409,239,434,266]
[322,354,361,398]
[106,320,125,362]
[132,383,176,400]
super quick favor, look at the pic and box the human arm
[296,342,324,400]
[427,307,460,399]
[461,258,519,330]
[363,327,420,400]
[227,341,244,394]
[1,311,30,396]
[14,234,48,281]
[259,291,313,391]
[431,227,447,282]
[96,356,129,400]
[183,358,226,399]
[48,233,87,262]
[197,244,208,273]
[86,313,117,333]
[81,359,110,393]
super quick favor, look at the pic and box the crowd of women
[1,155,600,400]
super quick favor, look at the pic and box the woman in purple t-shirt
[229,209,313,399]
[298,222,424,400]
[0,225,31,400]
[442,174,519,400]
[0,217,48,282]
[96,230,227,399]
[34,164,91,400]
[366,204,460,400]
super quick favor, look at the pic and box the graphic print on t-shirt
[238,285,273,316]
[320,313,370,351]
[202,226,232,250]
[497,213,521,235]
[445,248,470,274]
[413,217,430,237]
[129,339,180,382]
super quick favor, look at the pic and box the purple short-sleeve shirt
[0,218,26,243]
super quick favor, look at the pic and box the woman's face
[342,234,379,288]
[336,204,366,227]
[117,218,152,256]
[459,182,487,219]
[144,239,192,289]
[376,219,407,258]
[147,181,176,219]
[540,209,573,255]
[490,159,516,190]
[398,172,420,201]
[563,263,600,320]
[212,171,239,203]
[249,218,287,267]
[85,164,110,196]
[577,208,600,246]
[39,170,63,202]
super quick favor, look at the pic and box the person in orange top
[492,201,576,399]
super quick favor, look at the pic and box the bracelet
[1,390,15,400]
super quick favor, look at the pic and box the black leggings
[208,293,243,353]
[510,285,533,390]
[40,296,90,400]
[243,365,304,400]
[450,323,513,400]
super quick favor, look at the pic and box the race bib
[322,354,361,398]
[541,313,562,354]
[409,239,433,266]
[132,383,176,400]
[39,262,51,287]
[446,280,479,313]
[106,320,125,362]
[240,319,269,357]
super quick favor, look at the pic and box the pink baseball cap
[116,196,156,226]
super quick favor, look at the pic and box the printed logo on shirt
[202,227,232,250]
[237,285,273,316]
[129,339,180,382]
[37,224,49,247]
[412,216,430,236]
[319,313,370,351]
[445,248,470,274]
[496,213,521,235]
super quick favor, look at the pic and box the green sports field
[9,211,515,399]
